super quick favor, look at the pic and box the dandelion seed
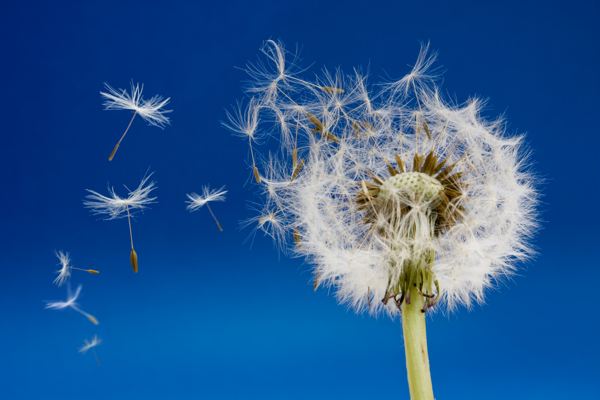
[293,227,302,248]
[79,335,102,365]
[101,82,171,161]
[46,285,98,325]
[291,159,305,182]
[53,251,99,286]
[307,113,324,133]
[229,40,539,399]
[84,172,157,273]
[387,42,440,97]
[186,186,227,231]
[241,206,286,250]
[321,86,345,94]
[53,251,71,286]
[222,99,262,182]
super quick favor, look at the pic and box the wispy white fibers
[186,186,227,231]
[79,335,102,365]
[228,41,539,317]
[46,285,99,325]
[101,82,171,128]
[83,173,157,220]
[53,251,72,286]
[186,186,227,211]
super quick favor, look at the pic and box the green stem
[401,286,434,400]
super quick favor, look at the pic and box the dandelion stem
[205,203,223,231]
[401,286,434,400]
[109,110,137,161]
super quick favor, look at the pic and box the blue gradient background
[1,1,598,399]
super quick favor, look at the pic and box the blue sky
[0,1,598,399]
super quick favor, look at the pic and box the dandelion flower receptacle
[101,82,171,161]
[228,41,539,399]
[84,172,157,273]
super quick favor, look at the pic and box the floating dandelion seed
[222,99,263,183]
[101,82,171,161]
[228,41,539,399]
[79,335,102,365]
[84,172,157,273]
[46,284,99,325]
[53,251,99,286]
[186,186,227,231]
[53,251,71,286]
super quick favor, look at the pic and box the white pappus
[227,41,539,317]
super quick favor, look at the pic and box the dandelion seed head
[229,41,539,317]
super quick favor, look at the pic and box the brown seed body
[254,167,261,184]
[293,227,302,248]
[291,159,305,182]
[108,144,119,161]
[321,86,345,94]
[130,248,138,273]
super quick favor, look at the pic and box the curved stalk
[108,110,137,161]
[401,286,434,400]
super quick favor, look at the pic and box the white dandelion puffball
[229,41,539,317]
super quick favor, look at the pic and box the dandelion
[84,172,157,273]
[46,284,99,325]
[228,41,539,399]
[79,335,102,365]
[101,82,171,161]
[53,251,99,286]
[186,186,227,231]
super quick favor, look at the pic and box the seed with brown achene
[321,86,345,94]
[254,167,261,184]
[291,159,305,181]
[130,248,138,273]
